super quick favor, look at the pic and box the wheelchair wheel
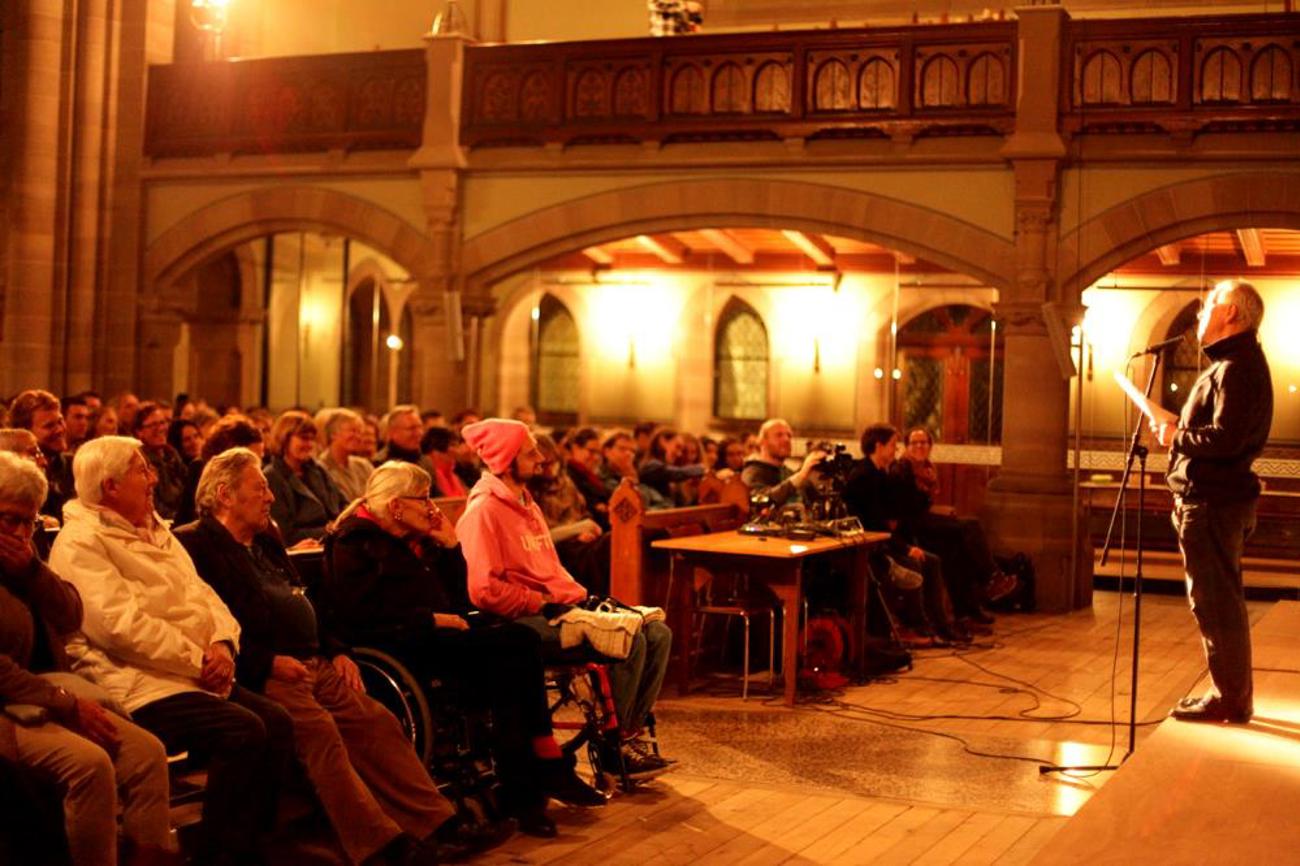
[352,647,435,765]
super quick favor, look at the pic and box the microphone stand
[1040,352,1162,775]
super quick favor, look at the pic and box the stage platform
[1031,600,1300,864]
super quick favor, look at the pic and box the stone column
[408,31,473,412]
[1,0,67,392]
[981,6,1091,612]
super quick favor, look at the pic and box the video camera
[806,441,856,520]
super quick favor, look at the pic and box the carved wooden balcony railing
[1063,14,1300,138]
[145,50,426,158]
[460,23,1017,148]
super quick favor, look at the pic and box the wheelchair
[353,644,660,799]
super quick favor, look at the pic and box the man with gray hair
[1147,279,1273,724]
[316,408,374,501]
[375,405,434,478]
[49,436,293,866]
[0,451,175,866]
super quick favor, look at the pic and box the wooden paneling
[461,23,1016,148]
[1064,14,1300,136]
[145,50,426,157]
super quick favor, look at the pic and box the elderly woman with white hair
[48,436,294,866]
[0,451,175,866]
[316,408,374,502]
[324,461,605,839]
[174,449,507,866]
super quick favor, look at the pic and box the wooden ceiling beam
[1155,243,1182,266]
[781,229,836,267]
[698,228,755,265]
[1236,228,1266,267]
[635,233,689,264]
[582,246,614,266]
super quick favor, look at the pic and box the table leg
[773,563,802,707]
[669,554,693,697]
[849,546,870,677]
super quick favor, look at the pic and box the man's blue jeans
[1173,496,1257,711]
[516,615,672,737]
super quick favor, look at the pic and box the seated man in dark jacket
[843,424,969,645]
[323,461,605,839]
[176,449,504,866]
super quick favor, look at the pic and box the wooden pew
[608,475,751,607]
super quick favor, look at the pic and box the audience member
[263,411,345,546]
[598,431,671,509]
[457,419,673,776]
[631,421,657,462]
[167,418,204,466]
[0,451,176,866]
[131,403,187,521]
[359,415,380,460]
[175,415,267,527]
[700,436,719,472]
[316,409,374,502]
[512,406,537,428]
[375,406,433,473]
[638,427,706,505]
[9,390,75,521]
[78,391,103,414]
[177,449,506,866]
[561,427,611,525]
[717,437,747,473]
[61,395,93,452]
[419,409,445,431]
[0,427,48,469]
[92,406,119,438]
[843,424,968,645]
[324,462,606,839]
[741,419,826,510]
[448,409,484,489]
[49,437,294,866]
[113,393,141,432]
[891,428,1015,621]
[449,408,482,431]
[528,435,610,595]
[419,425,468,497]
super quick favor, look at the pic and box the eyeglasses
[0,512,39,535]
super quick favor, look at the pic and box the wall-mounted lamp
[891,368,902,381]
[873,367,885,380]
[385,334,404,352]
[190,0,231,58]
[1290,384,1298,395]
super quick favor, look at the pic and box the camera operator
[740,419,829,509]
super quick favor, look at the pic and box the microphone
[1129,331,1191,359]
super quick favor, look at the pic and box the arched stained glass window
[532,294,580,422]
[1160,300,1204,414]
[713,298,769,421]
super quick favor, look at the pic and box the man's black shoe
[1170,694,1252,724]
[517,807,557,838]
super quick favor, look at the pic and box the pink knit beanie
[461,418,532,475]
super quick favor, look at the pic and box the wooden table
[651,529,889,706]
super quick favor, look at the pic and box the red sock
[533,735,562,759]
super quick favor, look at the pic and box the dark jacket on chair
[175,515,348,692]
[323,514,471,646]
[264,456,346,545]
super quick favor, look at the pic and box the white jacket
[48,500,241,712]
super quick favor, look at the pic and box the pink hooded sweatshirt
[457,471,588,618]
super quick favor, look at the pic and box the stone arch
[461,178,1016,298]
[1058,171,1300,299]
[144,186,434,295]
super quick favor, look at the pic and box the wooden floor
[480,591,1259,865]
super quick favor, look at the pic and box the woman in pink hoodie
[456,420,673,778]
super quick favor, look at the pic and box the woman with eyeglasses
[323,462,606,839]
[131,402,187,521]
[891,428,1017,624]
[263,411,346,548]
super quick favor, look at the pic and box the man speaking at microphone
[1145,280,1272,724]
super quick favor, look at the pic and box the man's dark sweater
[842,459,912,559]
[1166,329,1273,504]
